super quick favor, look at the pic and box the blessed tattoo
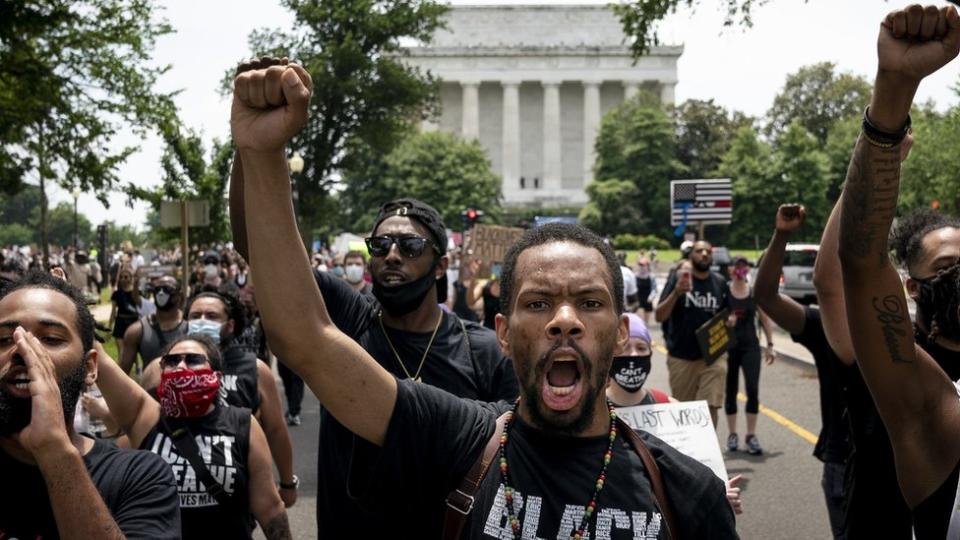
[872,295,911,364]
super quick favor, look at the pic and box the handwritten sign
[695,308,735,365]
[617,400,728,481]
[465,224,524,279]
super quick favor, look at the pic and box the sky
[65,0,960,228]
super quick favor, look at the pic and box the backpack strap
[161,416,234,508]
[616,417,680,540]
[442,412,509,540]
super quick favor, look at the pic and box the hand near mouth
[11,326,72,459]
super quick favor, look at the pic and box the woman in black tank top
[95,335,292,539]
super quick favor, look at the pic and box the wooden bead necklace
[498,400,618,540]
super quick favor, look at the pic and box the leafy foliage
[229,0,449,237]
[0,0,174,259]
[766,62,871,145]
[339,131,502,233]
[588,91,680,238]
[672,99,754,179]
[612,0,772,58]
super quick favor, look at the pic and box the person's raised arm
[813,199,857,365]
[94,341,160,449]
[246,416,292,540]
[754,204,808,336]
[654,274,688,323]
[838,4,960,506]
[231,60,396,446]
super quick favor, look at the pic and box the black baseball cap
[371,198,448,303]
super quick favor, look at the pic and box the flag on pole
[670,180,733,226]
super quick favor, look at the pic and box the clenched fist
[231,58,313,153]
[775,204,805,235]
[878,5,960,84]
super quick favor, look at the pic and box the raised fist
[775,204,806,234]
[231,57,313,153]
[878,5,960,84]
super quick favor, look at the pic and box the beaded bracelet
[862,106,911,148]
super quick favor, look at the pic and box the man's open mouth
[380,271,407,285]
[541,351,584,412]
[1,368,31,398]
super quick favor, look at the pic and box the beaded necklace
[498,400,618,540]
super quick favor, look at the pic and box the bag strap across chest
[441,414,681,540]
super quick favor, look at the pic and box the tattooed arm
[839,4,960,507]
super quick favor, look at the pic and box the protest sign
[695,308,735,365]
[464,224,524,279]
[617,400,728,481]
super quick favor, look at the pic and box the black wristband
[862,106,911,148]
[280,474,299,489]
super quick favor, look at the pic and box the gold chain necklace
[377,310,443,383]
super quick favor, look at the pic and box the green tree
[717,126,775,246]
[766,62,871,145]
[900,104,960,215]
[578,180,642,237]
[0,224,35,247]
[613,0,772,57]
[0,1,175,263]
[230,0,449,237]
[822,115,861,202]
[340,131,502,233]
[770,121,831,240]
[590,92,680,237]
[46,202,93,247]
[127,120,234,246]
[672,99,753,179]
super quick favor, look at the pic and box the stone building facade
[402,4,682,207]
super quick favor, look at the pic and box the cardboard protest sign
[617,400,728,481]
[695,308,735,365]
[464,224,524,279]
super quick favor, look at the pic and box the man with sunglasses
[230,115,519,534]
[119,274,188,378]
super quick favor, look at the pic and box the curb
[772,346,816,371]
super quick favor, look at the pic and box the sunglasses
[160,352,209,369]
[150,285,179,295]
[365,235,439,258]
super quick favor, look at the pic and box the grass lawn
[622,249,764,267]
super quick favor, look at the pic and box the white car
[780,243,819,304]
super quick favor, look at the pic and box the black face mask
[373,269,437,316]
[609,355,652,393]
[913,263,960,343]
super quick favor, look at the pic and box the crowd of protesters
[3,5,960,539]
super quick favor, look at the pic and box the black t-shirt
[0,437,181,539]
[313,270,520,537]
[141,405,253,539]
[221,344,261,415]
[111,289,140,318]
[659,271,730,359]
[790,307,850,464]
[842,365,913,538]
[354,380,737,539]
[482,281,500,330]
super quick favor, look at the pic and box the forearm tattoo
[872,295,912,363]
[263,512,293,540]
[839,136,901,266]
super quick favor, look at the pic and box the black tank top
[141,405,253,539]
[729,290,758,348]
[138,315,188,364]
[221,344,261,415]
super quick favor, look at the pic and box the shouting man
[0,271,180,538]
[229,60,735,538]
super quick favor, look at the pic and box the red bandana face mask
[158,368,220,418]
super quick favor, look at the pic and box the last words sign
[617,400,728,481]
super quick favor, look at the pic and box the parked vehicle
[780,243,819,304]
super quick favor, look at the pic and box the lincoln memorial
[402,4,683,208]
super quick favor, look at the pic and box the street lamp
[71,187,81,248]
[288,152,304,174]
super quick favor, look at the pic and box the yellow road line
[653,343,817,446]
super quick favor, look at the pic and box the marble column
[461,81,480,140]
[542,81,561,192]
[582,80,601,186]
[623,81,640,101]
[501,82,521,194]
[660,82,676,104]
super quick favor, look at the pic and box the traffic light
[96,224,108,269]
[462,208,483,229]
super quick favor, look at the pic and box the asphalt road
[262,324,833,539]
